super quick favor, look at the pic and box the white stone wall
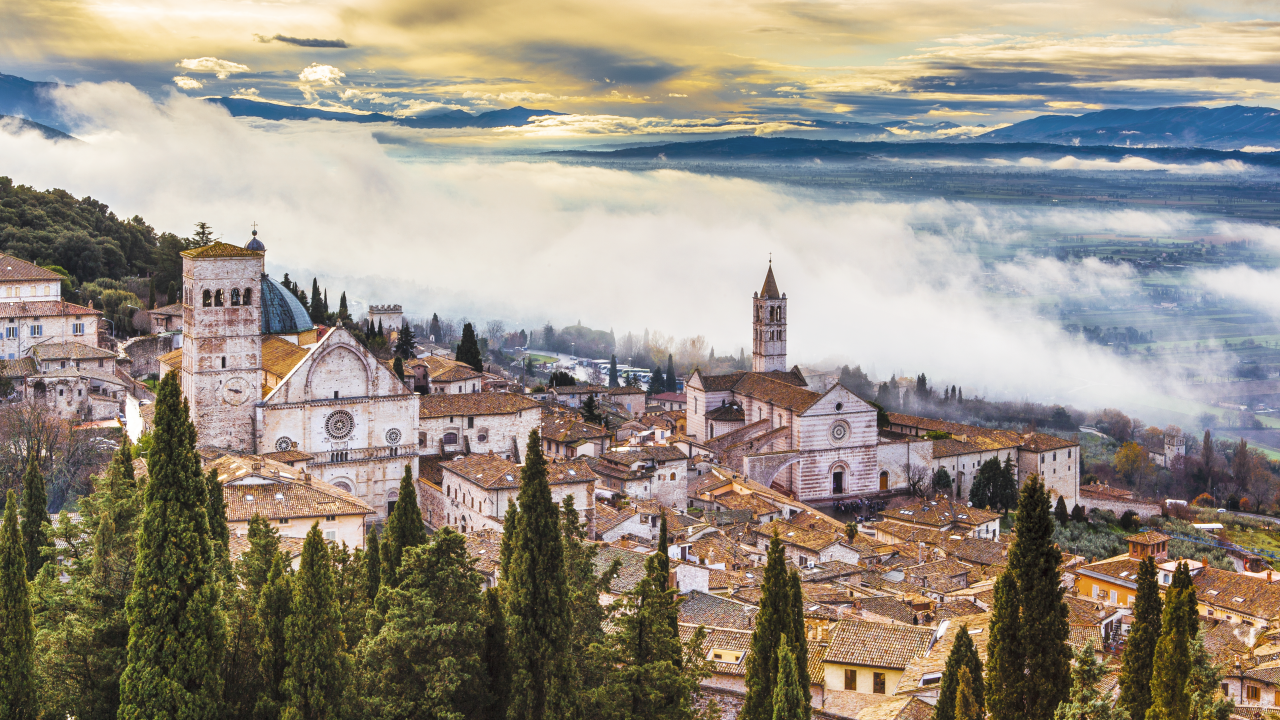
[229,513,365,550]
[818,543,861,565]
[599,512,651,542]
[0,279,61,303]
[876,440,935,494]
[438,471,594,532]
[1,313,100,360]
[933,447,1018,502]
[1020,446,1080,507]
[419,406,541,459]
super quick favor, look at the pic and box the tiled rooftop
[824,619,935,670]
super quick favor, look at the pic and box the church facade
[175,234,418,518]
[686,265,880,502]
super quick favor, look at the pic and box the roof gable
[0,253,63,281]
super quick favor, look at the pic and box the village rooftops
[541,413,610,443]
[678,589,758,631]
[440,454,600,490]
[705,403,745,422]
[1077,555,1145,589]
[1192,566,1280,622]
[262,335,310,378]
[29,341,116,361]
[432,364,482,382]
[887,499,1000,530]
[465,528,503,581]
[825,618,936,670]
[149,302,182,317]
[885,413,1078,455]
[180,240,264,259]
[419,392,541,418]
[204,454,372,521]
[0,299,101,318]
[696,367,807,393]
[0,253,65,281]
[600,446,689,465]
[650,392,686,403]
[897,613,991,695]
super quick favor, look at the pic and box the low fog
[1,83,1272,416]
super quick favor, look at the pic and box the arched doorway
[879,471,889,492]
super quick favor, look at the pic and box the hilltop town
[2,230,1276,720]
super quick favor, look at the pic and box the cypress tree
[1169,561,1198,639]
[148,278,156,309]
[205,467,231,577]
[0,490,36,719]
[483,587,511,719]
[1185,625,1232,720]
[997,455,1019,513]
[1054,496,1069,525]
[984,572,1022,720]
[395,323,417,361]
[458,323,483,372]
[1119,556,1162,720]
[968,460,993,509]
[505,430,578,720]
[118,370,226,719]
[771,637,806,720]
[1055,641,1124,720]
[381,465,427,588]
[1147,583,1193,720]
[1010,475,1071,720]
[392,356,404,382]
[309,279,323,324]
[168,281,177,306]
[241,514,281,597]
[658,513,680,651]
[256,553,292,720]
[955,666,982,720]
[666,354,676,393]
[282,523,348,720]
[20,454,48,580]
[741,534,793,720]
[337,292,348,321]
[936,623,984,720]
[788,569,812,715]
[650,365,665,395]
[322,289,329,316]
[609,355,619,388]
[1071,503,1087,523]
[365,528,381,603]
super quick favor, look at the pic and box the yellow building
[821,619,936,696]
[1074,531,1170,608]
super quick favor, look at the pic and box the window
[4,327,14,339]
[325,515,336,522]
[873,672,886,694]
[243,288,252,305]
[333,391,339,399]
[1067,449,1072,459]
[832,470,844,495]
[324,531,336,542]
[221,356,227,369]
[98,359,104,368]
[72,322,84,335]
[29,325,42,337]
[443,432,459,445]
[279,518,290,525]
[1053,452,1057,461]
[203,289,212,307]
[1247,686,1260,702]
[468,417,475,429]
[214,289,224,307]
[477,433,488,443]
[230,288,241,306]
[1109,589,1118,604]
[844,669,857,691]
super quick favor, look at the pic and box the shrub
[1192,493,1216,508]
[1120,510,1140,532]
[1052,520,1126,560]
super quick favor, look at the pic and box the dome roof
[245,229,266,252]
[260,275,314,335]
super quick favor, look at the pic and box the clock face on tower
[222,377,250,406]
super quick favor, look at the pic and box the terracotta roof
[1126,531,1171,545]
[419,392,541,418]
[28,340,115,361]
[1078,555,1144,586]
[706,404,745,421]
[758,519,851,554]
[0,253,64,281]
[0,357,37,377]
[886,499,1000,530]
[261,335,310,378]
[181,241,264,259]
[715,492,782,518]
[678,589,757,630]
[150,302,183,317]
[731,371,823,412]
[601,446,689,465]
[934,599,985,620]
[1080,484,1136,501]
[465,528,503,578]
[897,613,991,694]
[940,537,1008,567]
[680,624,753,676]
[552,385,608,396]
[859,595,919,624]
[158,348,182,368]
[1064,595,1108,626]
[608,386,647,396]
[760,264,781,299]
[651,392,686,402]
[230,534,306,564]
[595,503,639,534]
[824,619,935,670]
[211,454,372,521]
[547,459,601,485]
[696,368,807,393]
[596,544,651,593]
[261,449,313,463]
[433,364,482,382]
[1020,433,1078,452]
[440,454,522,489]
[1193,567,1280,620]
[0,299,100,317]
[541,413,609,443]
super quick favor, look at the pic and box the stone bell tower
[752,262,787,372]
[178,232,266,451]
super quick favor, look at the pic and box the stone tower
[752,262,787,372]
[178,234,266,452]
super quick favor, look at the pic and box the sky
[5,0,1280,137]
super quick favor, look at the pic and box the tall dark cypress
[205,467,231,577]
[657,513,680,653]
[20,454,48,580]
[365,528,381,603]
[1010,475,1071,720]
[1147,581,1194,720]
[483,587,511,719]
[118,370,226,719]
[666,354,676,393]
[505,430,578,720]
[741,534,793,720]
[0,490,36,719]
[771,636,806,720]
[457,323,483,372]
[282,523,348,720]
[381,465,427,589]
[255,553,292,720]
[309,278,323,324]
[984,572,1022,720]
[936,623,984,720]
[1118,556,1162,720]
[788,569,812,715]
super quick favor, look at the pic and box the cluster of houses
[15,243,1280,718]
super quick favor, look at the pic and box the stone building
[418,392,542,459]
[686,264,881,502]
[1,253,101,360]
[167,232,420,519]
[367,304,403,332]
[434,453,598,533]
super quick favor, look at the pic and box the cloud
[0,79,1251,417]
[987,156,1254,174]
[1046,101,1105,110]
[516,43,683,86]
[257,34,350,48]
[298,63,346,86]
[172,76,204,90]
[668,93,688,97]
[176,57,251,79]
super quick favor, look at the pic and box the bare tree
[485,320,507,349]
[0,401,111,512]
[902,463,931,498]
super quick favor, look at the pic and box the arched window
[332,480,353,493]
[879,470,889,491]
[242,287,252,305]
[443,432,459,445]
[203,289,212,307]
[230,288,240,306]
[214,289,225,307]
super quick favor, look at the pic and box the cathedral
[685,264,880,501]
[163,232,419,518]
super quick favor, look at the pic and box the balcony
[309,445,419,468]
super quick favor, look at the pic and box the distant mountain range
[977,105,1280,148]
[0,114,74,141]
[546,135,1280,168]
[210,97,566,129]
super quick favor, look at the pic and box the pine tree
[148,277,156,310]
[309,279,324,324]
[360,528,487,718]
[1071,504,1087,523]
[609,355,619,388]
[984,572,1022,720]
[582,393,604,425]
[1054,496,1070,525]
[205,467,231,577]
[282,523,348,720]
[256,553,292,720]
[20,454,48,580]
[955,666,982,720]
[666,354,677,393]
[771,637,806,720]
[936,623,984,720]
[118,370,226,719]
[1054,641,1124,720]
[365,528,381,603]
[650,365,665,395]
[505,430,578,720]
[1011,475,1071,720]
[1185,626,1232,720]
[742,534,795,720]
[381,465,427,589]
[788,569,811,715]
[395,322,417,361]
[483,587,511,719]
[969,460,994,510]
[0,490,36,719]
[1119,556,1161,720]
[240,514,281,597]
[996,455,1019,513]
[456,322,482,371]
